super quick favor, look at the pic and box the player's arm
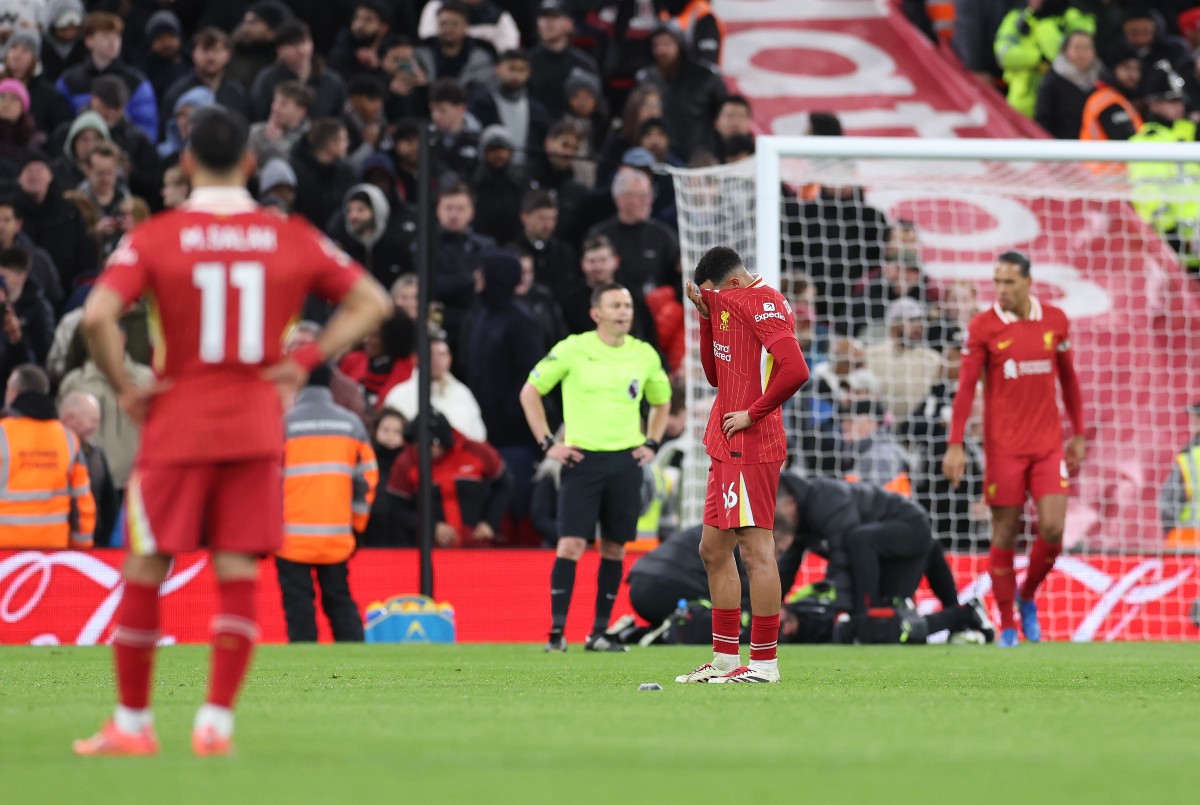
[1055,329,1086,472]
[282,274,392,380]
[634,361,672,467]
[724,326,810,437]
[520,341,584,465]
[944,319,986,487]
[685,282,718,387]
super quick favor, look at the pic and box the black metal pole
[416,122,435,598]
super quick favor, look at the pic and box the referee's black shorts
[557,449,643,544]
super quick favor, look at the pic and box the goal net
[670,136,1200,641]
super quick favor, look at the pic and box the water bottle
[672,598,689,644]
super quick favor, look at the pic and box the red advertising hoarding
[1,549,1195,645]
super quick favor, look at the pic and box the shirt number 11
[193,261,265,364]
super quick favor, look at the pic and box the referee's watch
[643,438,660,454]
[539,434,556,453]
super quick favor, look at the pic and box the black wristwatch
[643,438,660,453]
[539,434,556,453]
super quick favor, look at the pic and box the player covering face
[74,107,392,757]
[675,247,810,683]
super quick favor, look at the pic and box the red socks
[206,579,259,709]
[711,608,740,656]
[1019,537,1062,601]
[113,580,161,710]
[749,614,779,662]
[989,546,1017,630]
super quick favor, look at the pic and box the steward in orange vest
[0,366,95,550]
[275,366,378,643]
[1079,52,1144,142]
[657,0,724,65]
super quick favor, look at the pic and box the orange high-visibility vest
[278,389,378,565]
[659,0,725,64]
[0,417,95,549]
[845,472,913,498]
[926,1,955,46]
[1080,84,1142,141]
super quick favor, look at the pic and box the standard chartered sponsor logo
[713,343,732,362]
[1003,358,1052,379]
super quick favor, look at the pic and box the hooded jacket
[158,86,215,158]
[328,183,414,289]
[461,250,545,448]
[52,110,110,190]
[289,134,356,229]
[634,24,727,160]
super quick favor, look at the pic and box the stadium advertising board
[1,549,1195,644]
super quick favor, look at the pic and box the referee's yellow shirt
[528,332,671,451]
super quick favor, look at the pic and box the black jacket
[460,253,544,448]
[15,183,96,295]
[26,74,73,137]
[516,232,578,300]
[469,90,552,161]
[326,185,416,291]
[527,44,598,119]
[432,227,495,352]
[628,525,749,601]
[250,63,347,122]
[523,152,588,225]
[587,217,679,303]
[635,29,727,160]
[289,136,356,230]
[160,71,251,130]
[471,162,527,246]
[0,279,56,381]
[1034,65,1093,140]
[776,474,926,603]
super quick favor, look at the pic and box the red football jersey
[701,276,797,464]
[950,296,1076,456]
[97,187,365,463]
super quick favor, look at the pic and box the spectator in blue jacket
[55,12,158,142]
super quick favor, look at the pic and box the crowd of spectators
[0,0,749,551]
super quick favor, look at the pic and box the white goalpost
[670,136,1200,641]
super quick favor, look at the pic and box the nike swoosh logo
[997,339,1013,350]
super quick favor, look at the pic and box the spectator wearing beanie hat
[228,0,294,91]
[4,27,72,136]
[562,66,607,188]
[257,157,298,210]
[139,10,190,109]
[0,77,40,165]
[39,0,87,81]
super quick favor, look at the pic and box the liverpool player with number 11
[943,251,1085,648]
[676,247,809,684]
[73,108,392,756]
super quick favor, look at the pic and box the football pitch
[2,644,1198,804]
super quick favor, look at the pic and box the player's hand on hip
[548,443,585,467]
[631,445,656,466]
[1065,435,1086,473]
[721,410,753,438]
[685,282,710,319]
[117,379,172,426]
[941,443,967,488]
[262,358,308,400]
[473,521,495,542]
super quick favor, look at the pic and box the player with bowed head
[943,250,1085,648]
[676,246,810,683]
[74,107,392,756]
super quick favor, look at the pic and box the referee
[520,282,671,652]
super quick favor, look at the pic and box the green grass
[2,644,1199,804]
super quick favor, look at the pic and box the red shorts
[124,458,284,556]
[984,448,1068,507]
[703,458,783,530]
